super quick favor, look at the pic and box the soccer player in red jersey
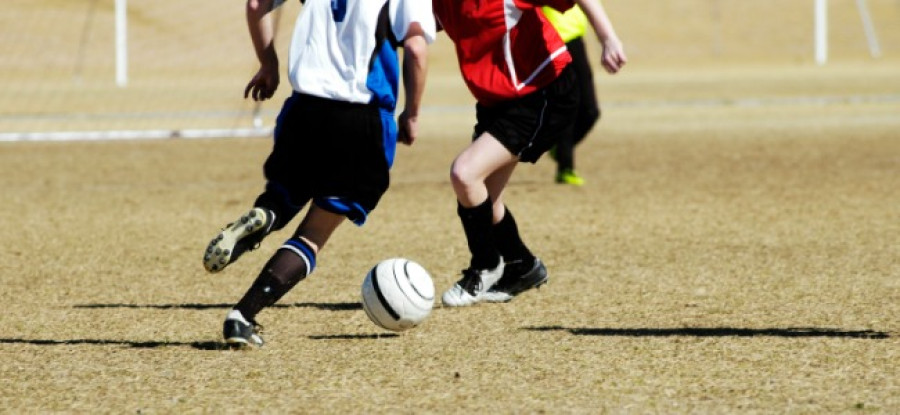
[433,0,626,306]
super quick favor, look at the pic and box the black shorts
[473,64,579,163]
[263,93,391,225]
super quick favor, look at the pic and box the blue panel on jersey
[331,0,347,22]
[380,108,397,168]
[366,40,399,111]
[367,39,400,169]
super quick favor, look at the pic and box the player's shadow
[5,302,383,349]
[73,302,362,311]
[524,326,890,339]
[0,331,397,350]
[308,333,399,340]
[0,337,227,350]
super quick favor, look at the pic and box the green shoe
[555,169,585,186]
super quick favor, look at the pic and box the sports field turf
[1,1,898,413]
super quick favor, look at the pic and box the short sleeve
[390,0,437,44]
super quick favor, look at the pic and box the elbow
[402,22,429,62]
[403,37,428,64]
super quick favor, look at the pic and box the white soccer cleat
[203,207,274,273]
[441,261,504,307]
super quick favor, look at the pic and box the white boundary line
[0,127,273,143]
[2,94,898,143]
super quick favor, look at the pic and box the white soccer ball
[361,258,434,332]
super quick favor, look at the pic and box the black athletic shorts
[262,92,391,225]
[473,64,579,163]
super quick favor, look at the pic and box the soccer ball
[361,258,434,332]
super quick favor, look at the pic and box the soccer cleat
[481,258,548,303]
[223,310,264,348]
[203,207,274,273]
[555,169,584,186]
[441,261,505,307]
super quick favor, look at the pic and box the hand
[244,64,280,101]
[600,37,627,74]
[397,110,418,146]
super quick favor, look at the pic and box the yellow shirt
[542,5,588,43]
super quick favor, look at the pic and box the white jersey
[286,0,435,108]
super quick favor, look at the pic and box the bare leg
[450,132,518,208]
[292,205,346,254]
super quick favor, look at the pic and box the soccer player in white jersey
[202,0,434,348]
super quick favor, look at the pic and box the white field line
[0,127,273,142]
[1,94,898,142]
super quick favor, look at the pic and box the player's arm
[574,0,627,74]
[397,22,429,146]
[244,0,281,101]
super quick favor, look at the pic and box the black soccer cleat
[203,207,274,273]
[481,257,548,303]
[223,310,264,349]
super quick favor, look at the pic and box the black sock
[493,207,534,267]
[234,237,317,321]
[457,199,500,270]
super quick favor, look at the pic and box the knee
[449,159,477,190]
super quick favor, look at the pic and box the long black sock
[234,237,317,321]
[458,199,500,270]
[493,207,535,267]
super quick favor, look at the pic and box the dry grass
[1,1,900,413]
[1,64,899,412]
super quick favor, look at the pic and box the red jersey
[433,0,575,106]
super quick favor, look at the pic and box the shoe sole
[482,262,549,302]
[441,288,480,307]
[224,337,263,349]
[203,209,268,273]
[482,279,547,303]
[511,273,549,296]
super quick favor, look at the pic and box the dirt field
[1,1,899,414]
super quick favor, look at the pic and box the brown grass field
[1,1,900,413]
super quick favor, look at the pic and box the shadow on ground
[0,332,398,350]
[525,326,891,339]
[73,302,362,311]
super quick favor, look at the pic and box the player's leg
[555,38,595,186]
[442,133,518,307]
[480,165,549,302]
[203,94,307,273]
[202,185,306,273]
[570,37,600,149]
[484,65,578,301]
[223,94,390,345]
[224,206,344,348]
